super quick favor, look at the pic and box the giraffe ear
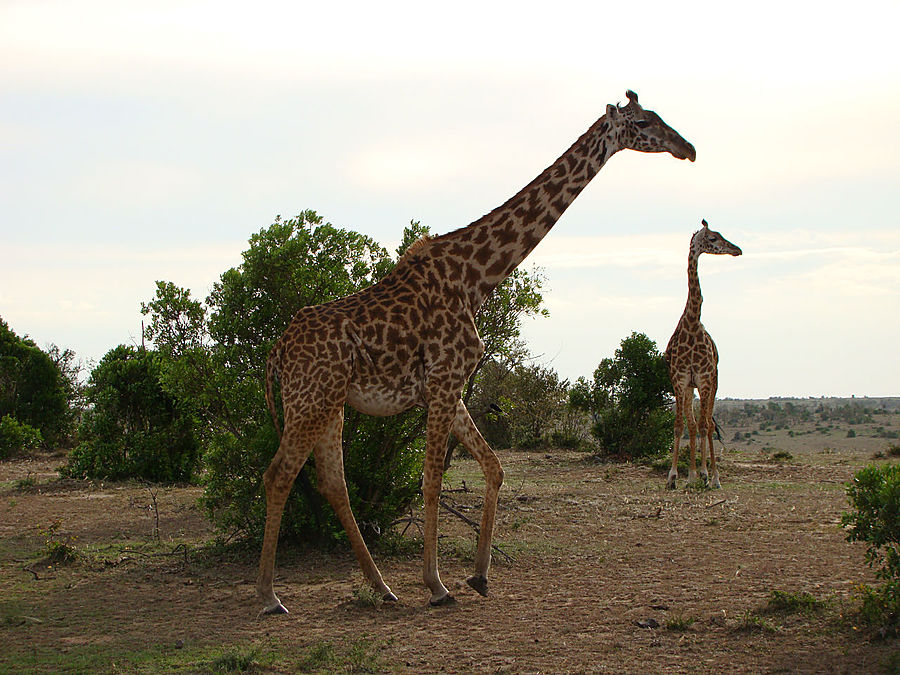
[606,103,617,118]
[701,219,709,228]
[626,90,639,105]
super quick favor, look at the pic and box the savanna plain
[2,399,899,674]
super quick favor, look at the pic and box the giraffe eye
[635,120,651,129]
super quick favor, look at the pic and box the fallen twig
[706,499,727,509]
[439,498,515,563]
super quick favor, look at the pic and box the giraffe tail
[266,343,283,440]
[712,416,725,446]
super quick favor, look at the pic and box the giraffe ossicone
[665,220,742,491]
[256,90,695,614]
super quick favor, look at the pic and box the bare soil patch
[2,424,899,673]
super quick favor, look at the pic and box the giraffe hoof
[466,574,489,597]
[259,602,289,616]
[428,593,457,607]
[382,591,398,603]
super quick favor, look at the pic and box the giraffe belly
[346,382,423,417]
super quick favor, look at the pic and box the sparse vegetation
[42,519,78,564]
[2,434,900,673]
[735,612,780,633]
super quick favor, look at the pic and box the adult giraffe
[665,220,742,490]
[259,90,696,613]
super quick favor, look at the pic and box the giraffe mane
[399,235,432,262]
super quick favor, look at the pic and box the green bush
[842,463,900,635]
[0,414,42,459]
[0,317,72,445]
[62,345,199,482]
[570,332,674,460]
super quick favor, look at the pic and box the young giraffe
[665,220,742,490]
[259,90,696,614]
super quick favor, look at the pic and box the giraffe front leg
[451,401,504,597]
[314,410,396,602]
[422,411,454,606]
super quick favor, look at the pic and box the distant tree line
[716,398,898,440]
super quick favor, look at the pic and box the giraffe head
[690,219,742,257]
[606,90,696,161]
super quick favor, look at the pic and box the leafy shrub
[62,346,199,482]
[0,317,73,445]
[570,332,674,460]
[842,463,900,635]
[0,414,42,459]
[470,360,577,450]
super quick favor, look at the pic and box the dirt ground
[1,419,899,674]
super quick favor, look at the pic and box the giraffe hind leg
[313,409,396,601]
[685,396,699,485]
[256,426,316,615]
[700,385,720,489]
[668,391,686,489]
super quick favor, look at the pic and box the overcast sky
[2,1,898,398]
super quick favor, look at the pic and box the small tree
[842,463,900,634]
[570,332,673,460]
[62,345,199,482]
[0,317,73,445]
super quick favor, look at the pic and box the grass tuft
[352,584,383,608]
[765,590,826,615]
[735,612,780,634]
[207,646,262,673]
[665,612,696,631]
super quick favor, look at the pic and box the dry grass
[2,417,899,673]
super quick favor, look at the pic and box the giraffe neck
[434,113,622,310]
[680,252,703,330]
